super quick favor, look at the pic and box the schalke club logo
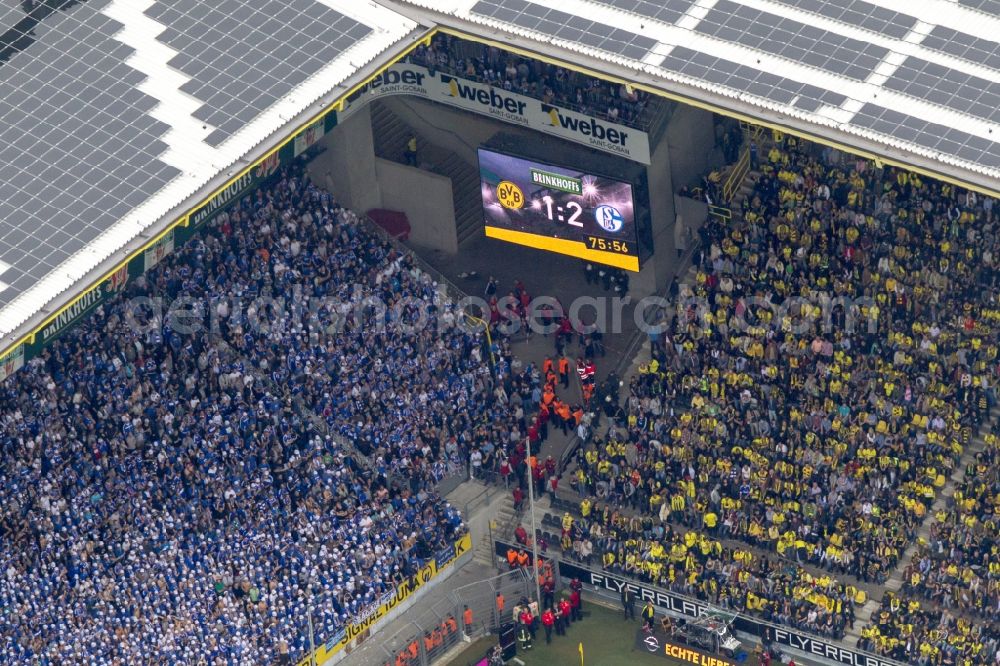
[594,205,623,232]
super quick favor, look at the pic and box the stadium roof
[3,0,1000,361]
[0,0,419,344]
[391,0,1000,193]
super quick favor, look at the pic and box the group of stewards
[380,613,461,666]
[513,577,585,650]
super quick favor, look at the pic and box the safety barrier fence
[707,203,732,222]
[493,539,908,666]
[340,568,534,666]
[722,144,751,203]
[295,534,473,666]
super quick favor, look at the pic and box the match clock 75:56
[586,236,630,253]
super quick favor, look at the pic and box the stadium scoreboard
[478,148,640,271]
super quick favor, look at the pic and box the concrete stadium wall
[673,195,709,252]
[666,106,721,191]
[375,158,458,253]
[379,96,535,168]
[309,104,382,213]
[637,127,679,296]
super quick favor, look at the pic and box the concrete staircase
[455,484,519,568]
[730,169,760,214]
[369,101,483,246]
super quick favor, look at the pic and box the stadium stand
[407,34,654,130]
[0,163,475,665]
[858,425,1000,664]
[902,424,999,618]
[560,135,1000,663]
[860,592,999,665]
[566,505,857,639]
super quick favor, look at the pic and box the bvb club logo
[496,181,524,210]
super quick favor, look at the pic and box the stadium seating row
[565,137,999,665]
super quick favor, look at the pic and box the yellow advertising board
[296,533,472,666]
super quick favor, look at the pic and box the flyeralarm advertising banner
[338,63,651,164]
[494,540,903,666]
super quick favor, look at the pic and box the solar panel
[767,0,915,39]
[885,57,1000,124]
[852,103,1000,169]
[471,0,657,61]
[0,2,26,33]
[661,46,847,111]
[0,0,179,308]
[922,25,1000,72]
[147,0,372,147]
[589,0,697,26]
[1,0,113,68]
[696,0,888,81]
[955,0,1000,15]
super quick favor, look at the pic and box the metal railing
[719,120,767,205]
[722,144,751,203]
[707,203,732,223]
[342,569,533,666]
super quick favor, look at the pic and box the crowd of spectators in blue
[408,33,652,129]
[0,163,491,665]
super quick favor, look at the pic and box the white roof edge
[0,25,432,357]
[387,2,1000,198]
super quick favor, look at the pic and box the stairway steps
[369,102,483,247]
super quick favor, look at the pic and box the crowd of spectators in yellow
[860,591,998,666]
[565,501,860,638]
[567,135,1000,664]
[903,427,998,618]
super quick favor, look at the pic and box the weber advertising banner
[338,63,651,164]
[495,540,901,666]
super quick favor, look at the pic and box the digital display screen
[478,148,639,271]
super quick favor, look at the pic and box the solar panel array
[587,0,697,25]
[885,57,1000,124]
[470,0,657,60]
[695,0,888,81]
[955,0,1000,15]
[768,0,916,39]
[853,104,1000,168]
[147,0,372,147]
[459,0,1000,189]
[0,2,24,33]
[922,26,1000,71]
[661,47,847,112]
[0,0,179,307]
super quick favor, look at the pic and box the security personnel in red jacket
[569,588,582,622]
[558,598,572,631]
[541,608,556,643]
